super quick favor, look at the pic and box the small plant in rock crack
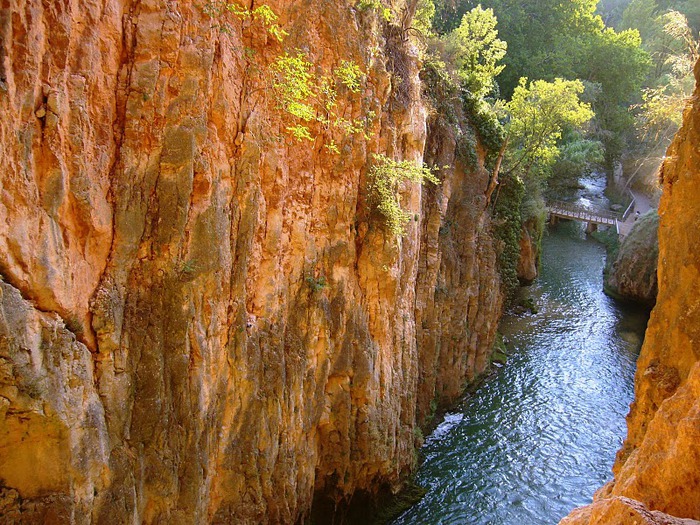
[270,51,373,146]
[202,2,375,150]
[367,153,440,237]
[180,259,199,274]
[306,274,328,292]
[66,314,84,336]
[202,1,288,41]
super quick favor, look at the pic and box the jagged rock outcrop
[560,58,700,525]
[562,497,700,525]
[516,217,540,285]
[0,1,502,523]
[604,209,658,306]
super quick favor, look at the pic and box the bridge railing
[547,200,621,221]
[620,190,636,221]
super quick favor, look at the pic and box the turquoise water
[393,222,649,525]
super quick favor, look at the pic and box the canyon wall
[561,59,700,525]
[516,218,540,285]
[0,1,502,523]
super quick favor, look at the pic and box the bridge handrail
[546,200,620,221]
[621,190,636,221]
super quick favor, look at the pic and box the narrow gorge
[561,57,700,525]
[1,1,699,524]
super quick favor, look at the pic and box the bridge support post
[585,222,597,234]
[550,214,559,226]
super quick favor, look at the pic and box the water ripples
[393,222,649,525]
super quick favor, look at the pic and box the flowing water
[393,221,650,525]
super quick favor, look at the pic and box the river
[392,220,650,525]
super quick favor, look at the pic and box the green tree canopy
[430,0,650,166]
[444,5,507,98]
[634,9,698,142]
[505,78,595,179]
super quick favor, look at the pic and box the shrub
[306,275,328,292]
[355,0,392,21]
[202,1,287,41]
[367,154,439,236]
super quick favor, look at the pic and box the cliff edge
[561,58,700,525]
[0,1,502,523]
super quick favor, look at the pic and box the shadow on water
[391,220,650,525]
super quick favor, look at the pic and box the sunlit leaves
[368,154,440,236]
[445,5,506,98]
[506,78,594,178]
[203,1,288,41]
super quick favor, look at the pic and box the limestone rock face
[0,281,109,523]
[560,59,700,524]
[604,210,658,306]
[516,218,540,285]
[561,497,700,525]
[0,1,502,523]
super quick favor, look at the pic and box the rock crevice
[0,2,503,523]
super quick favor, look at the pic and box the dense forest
[407,0,698,296]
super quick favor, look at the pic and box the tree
[582,26,650,164]
[504,78,595,180]
[454,0,602,98]
[444,5,507,98]
[635,10,698,143]
[438,0,649,166]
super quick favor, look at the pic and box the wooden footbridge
[547,200,621,233]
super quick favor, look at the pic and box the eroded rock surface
[0,1,502,522]
[516,217,540,285]
[561,497,700,525]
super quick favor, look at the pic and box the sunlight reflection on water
[392,221,649,525]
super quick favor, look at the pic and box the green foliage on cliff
[203,1,288,41]
[355,0,393,21]
[269,51,372,144]
[419,4,507,168]
[492,173,525,298]
[204,2,375,149]
[461,90,506,156]
[368,154,440,237]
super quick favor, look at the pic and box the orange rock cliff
[0,1,503,523]
[560,59,700,525]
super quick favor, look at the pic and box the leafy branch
[367,154,440,236]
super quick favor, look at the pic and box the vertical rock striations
[561,58,700,525]
[0,1,502,523]
[516,217,540,285]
